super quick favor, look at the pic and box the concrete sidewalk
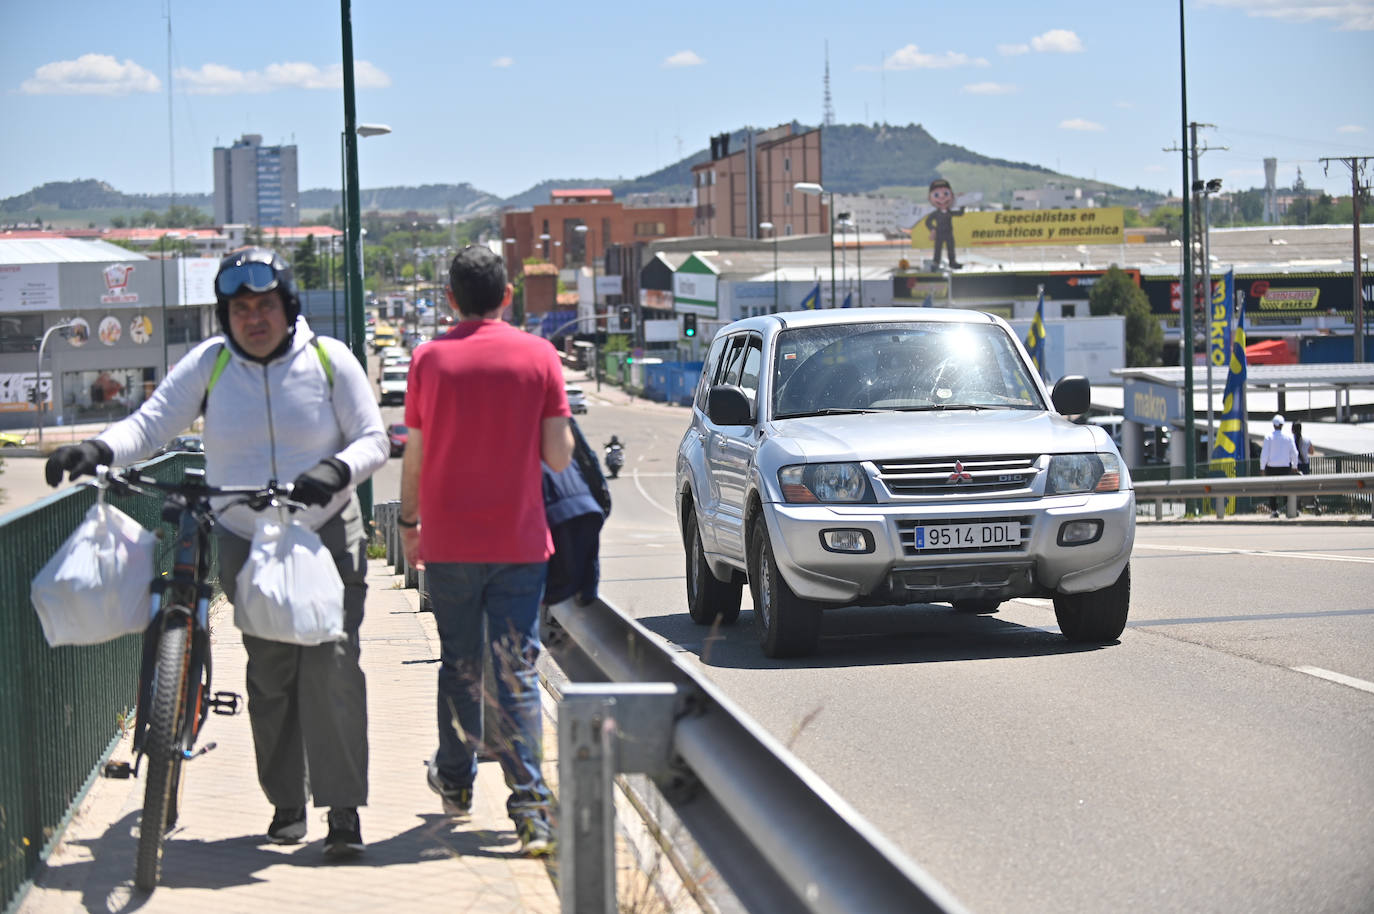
[18,558,561,914]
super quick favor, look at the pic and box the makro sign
[914,207,1125,248]
[1123,379,1180,426]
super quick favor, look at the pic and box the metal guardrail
[0,453,205,914]
[1132,472,1374,519]
[375,503,969,914]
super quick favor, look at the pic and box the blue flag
[800,283,820,311]
[842,292,853,309]
[1208,269,1234,371]
[1208,319,1249,514]
[921,292,934,307]
[1024,286,1046,380]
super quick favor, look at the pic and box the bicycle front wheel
[135,617,191,891]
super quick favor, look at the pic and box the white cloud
[1031,29,1085,52]
[1114,100,1135,109]
[998,43,1030,55]
[1060,118,1105,131]
[175,60,391,95]
[963,81,1018,95]
[1199,0,1374,31]
[492,57,514,68]
[1337,124,1366,133]
[884,44,989,70]
[19,53,160,95]
[663,50,705,68]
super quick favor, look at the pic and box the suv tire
[748,521,821,658]
[1053,564,1130,643]
[685,512,742,626]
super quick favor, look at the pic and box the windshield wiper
[780,407,884,418]
[887,404,992,412]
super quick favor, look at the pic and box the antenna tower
[822,41,835,127]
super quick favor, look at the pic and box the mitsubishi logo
[947,460,973,484]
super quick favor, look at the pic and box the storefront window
[0,314,43,353]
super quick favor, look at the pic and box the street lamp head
[1206,178,1223,193]
[357,124,392,138]
[793,182,825,196]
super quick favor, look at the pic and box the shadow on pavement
[637,603,1105,670]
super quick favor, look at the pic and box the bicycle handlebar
[96,465,307,513]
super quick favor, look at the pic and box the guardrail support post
[558,683,682,914]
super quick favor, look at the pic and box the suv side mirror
[707,385,754,426]
[1051,375,1090,416]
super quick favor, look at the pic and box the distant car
[379,365,410,406]
[0,431,27,447]
[157,434,204,456]
[387,423,408,457]
[565,386,588,414]
[676,308,1135,658]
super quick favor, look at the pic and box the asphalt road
[569,396,1374,914]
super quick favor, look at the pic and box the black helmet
[214,247,301,336]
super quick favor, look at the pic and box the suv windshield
[772,321,1044,419]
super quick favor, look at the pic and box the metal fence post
[558,683,681,914]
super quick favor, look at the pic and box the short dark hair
[448,246,507,316]
[929,178,952,192]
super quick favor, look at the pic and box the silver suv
[676,308,1135,657]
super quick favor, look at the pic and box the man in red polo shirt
[399,245,573,856]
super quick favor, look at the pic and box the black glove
[290,457,351,507]
[45,439,113,487]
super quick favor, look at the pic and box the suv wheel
[1053,564,1130,643]
[952,598,1001,614]
[748,521,821,658]
[685,513,742,626]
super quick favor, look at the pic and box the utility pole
[1318,156,1372,362]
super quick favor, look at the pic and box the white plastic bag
[234,514,344,645]
[31,500,157,646]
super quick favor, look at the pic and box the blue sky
[2,0,1371,203]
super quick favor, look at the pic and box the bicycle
[95,464,301,891]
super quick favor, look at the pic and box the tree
[292,235,322,290]
[1089,265,1163,367]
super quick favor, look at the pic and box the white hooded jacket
[97,317,388,539]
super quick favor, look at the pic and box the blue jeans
[425,561,551,820]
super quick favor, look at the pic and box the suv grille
[896,516,1033,557]
[876,455,1038,496]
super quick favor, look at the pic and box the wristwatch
[397,517,419,529]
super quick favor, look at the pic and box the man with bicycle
[46,247,388,857]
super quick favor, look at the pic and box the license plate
[914,522,1019,550]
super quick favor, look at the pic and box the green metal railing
[0,453,207,913]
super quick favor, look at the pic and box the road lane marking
[1291,666,1374,695]
[631,469,677,518]
[1134,543,1374,564]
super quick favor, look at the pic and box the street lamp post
[1194,176,1223,467]
[759,221,777,313]
[794,182,834,308]
[836,213,850,305]
[574,224,600,390]
[36,320,76,450]
[158,232,182,378]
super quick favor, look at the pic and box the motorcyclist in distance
[604,435,625,479]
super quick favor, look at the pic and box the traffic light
[618,305,633,329]
[684,313,697,337]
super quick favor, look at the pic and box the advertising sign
[673,272,718,314]
[0,263,59,311]
[644,318,679,343]
[1124,378,1181,427]
[1208,270,1234,369]
[595,275,623,297]
[912,207,1125,248]
[178,257,219,305]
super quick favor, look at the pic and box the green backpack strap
[201,337,334,415]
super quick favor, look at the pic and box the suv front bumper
[761,491,1135,605]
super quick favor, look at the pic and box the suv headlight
[779,463,873,503]
[1046,453,1122,495]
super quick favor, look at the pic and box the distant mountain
[2,123,1161,223]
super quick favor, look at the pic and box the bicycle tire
[135,618,191,891]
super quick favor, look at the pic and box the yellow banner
[912,207,1125,248]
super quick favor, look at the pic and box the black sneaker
[266,806,307,844]
[426,756,473,817]
[323,807,364,858]
[515,815,554,857]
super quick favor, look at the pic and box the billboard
[912,207,1125,248]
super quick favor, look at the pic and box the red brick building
[500,189,694,279]
[691,124,827,239]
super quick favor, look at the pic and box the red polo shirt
[405,320,570,563]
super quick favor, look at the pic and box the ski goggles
[216,261,280,297]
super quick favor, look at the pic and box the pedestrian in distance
[45,246,389,857]
[1258,413,1299,518]
[1291,421,1320,514]
[398,245,574,857]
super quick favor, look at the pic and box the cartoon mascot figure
[925,178,964,270]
